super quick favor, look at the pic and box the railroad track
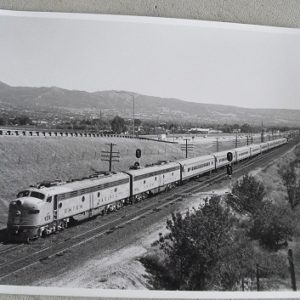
[0,141,297,283]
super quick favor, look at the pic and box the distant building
[232,129,241,133]
[209,129,223,134]
[188,128,210,134]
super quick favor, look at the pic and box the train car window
[82,196,85,202]
[59,203,62,208]
[46,196,52,203]
[97,192,100,197]
[143,180,146,184]
[30,191,45,200]
[17,190,30,198]
[114,188,118,192]
[155,177,157,180]
[172,173,174,176]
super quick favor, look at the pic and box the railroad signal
[226,165,233,176]
[136,148,142,158]
[227,152,233,162]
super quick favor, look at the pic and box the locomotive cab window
[17,190,30,198]
[46,196,52,203]
[30,191,45,200]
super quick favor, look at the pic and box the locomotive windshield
[30,191,45,200]
[16,190,45,200]
[17,190,30,198]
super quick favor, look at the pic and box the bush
[249,203,295,251]
[142,196,257,290]
[226,175,266,216]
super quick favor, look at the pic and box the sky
[0,10,299,110]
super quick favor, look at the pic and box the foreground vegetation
[141,145,300,290]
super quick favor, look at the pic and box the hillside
[0,81,299,126]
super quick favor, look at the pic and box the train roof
[126,161,180,176]
[28,172,129,196]
[177,155,215,165]
[211,150,234,158]
[250,144,261,149]
[234,145,251,152]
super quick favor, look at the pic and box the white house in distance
[188,128,222,134]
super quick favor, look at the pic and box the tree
[12,115,32,126]
[142,196,255,290]
[240,123,251,133]
[249,204,295,251]
[134,118,142,127]
[226,175,266,216]
[110,116,126,134]
[278,160,300,210]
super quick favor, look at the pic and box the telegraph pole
[101,143,120,171]
[288,249,297,291]
[181,139,193,158]
[132,95,135,137]
[256,264,260,291]
[185,138,188,158]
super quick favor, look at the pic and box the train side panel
[179,155,215,180]
[56,173,130,219]
[235,146,251,162]
[126,162,181,196]
[250,144,261,157]
[213,150,237,168]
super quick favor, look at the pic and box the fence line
[0,128,177,144]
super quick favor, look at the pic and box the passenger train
[7,138,287,242]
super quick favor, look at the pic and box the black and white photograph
[0,8,299,296]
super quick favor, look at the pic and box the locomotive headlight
[16,210,21,216]
[16,200,22,206]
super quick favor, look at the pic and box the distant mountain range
[0,81,299,126]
